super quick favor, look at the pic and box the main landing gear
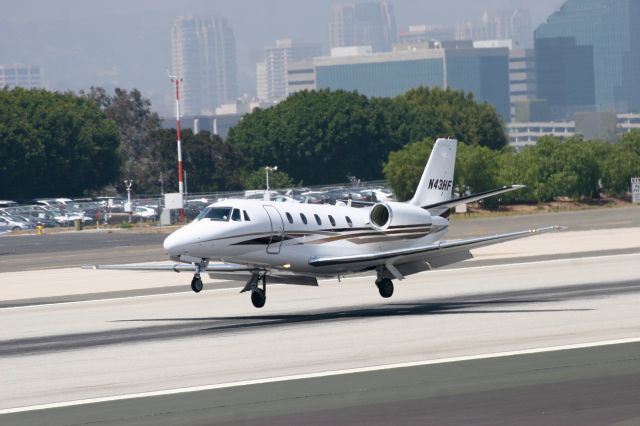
[249,274,267,308]
[240,273,268,308]
[376,277,394,298]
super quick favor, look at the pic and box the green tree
[228,89,390,185]
[0,88,121,199]
[390,87,507,150]
[600,132,640,196]
[82,87,163,194]
[153,129,245,194]
[228,88,507,186]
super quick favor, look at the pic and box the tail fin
[409,138,457,207]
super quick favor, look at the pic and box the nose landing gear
[191,274,203,293]
[190,260,208,293]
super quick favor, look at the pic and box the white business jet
[86,139,562,308]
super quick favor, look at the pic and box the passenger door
[263,205,284,254]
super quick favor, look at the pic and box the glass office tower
[315,47,510,120]
[535,0,640,118]
[315,52,445,99]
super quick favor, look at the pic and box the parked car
[24,211,61,228]
[0,215,34,231]
[132,206,157,221]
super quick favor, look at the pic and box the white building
[507,113,640,149]
[0,64,44,89]
[171,16,237,116]
[507,121,576,149]
[259,39,321,102]
[287,61,315,95]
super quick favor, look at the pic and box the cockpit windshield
[196,207,233,221]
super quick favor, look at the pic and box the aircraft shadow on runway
[7,280,640,358]
[118,299,592,331]
[117,278,640,331]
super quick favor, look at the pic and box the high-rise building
[259,39,322,102]
[456,9,532,49]
[329,1,397,53]
[256,63,268,101]
[474,40,537,122]
[535,0,640,118]
[0,64,44,89]
[171,16,237,116]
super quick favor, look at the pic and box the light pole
[265,166,277,200]
[124,179,133,223]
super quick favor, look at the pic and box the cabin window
[231,209,241,221]
[300,213,308,225]
[328,215,336,226]
[286,212,294,224]
[243,210,251,221]
[197,207,232,221]
[346,216,353,227]
[314,214,322,225]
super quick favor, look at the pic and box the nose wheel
[191,274,203,293]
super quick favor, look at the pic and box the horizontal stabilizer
[422,185,525,214]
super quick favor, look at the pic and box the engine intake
[369,202,432,231]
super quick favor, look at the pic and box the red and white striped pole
[168,71,185,222]
[170,75,184,195]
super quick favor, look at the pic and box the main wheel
[251,289,266,308]
[191,276,203,293]
[377,278,394,298]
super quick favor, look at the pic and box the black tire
[12,227,20,232]
[191,276,203,293]
[377,278,394,298]
[251,290,266,308]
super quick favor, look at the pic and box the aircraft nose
[163,229,193,255]
[163,233,177,253]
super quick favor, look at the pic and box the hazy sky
[0,0,565,115]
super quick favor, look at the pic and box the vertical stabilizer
[409,138,457,207]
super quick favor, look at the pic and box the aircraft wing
[308,225,565,269]
[81,262,265,273]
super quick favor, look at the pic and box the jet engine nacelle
[369,202,432,231]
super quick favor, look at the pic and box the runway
[2,252,640,423]
[1,209,640,424]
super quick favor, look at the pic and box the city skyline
[0,0,563,115]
